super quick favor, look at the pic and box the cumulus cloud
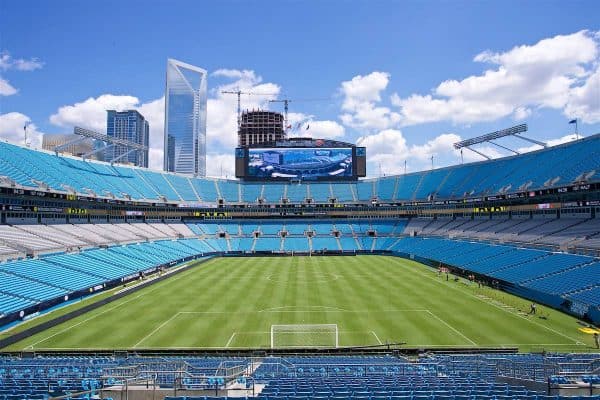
[49,94,140,131]
[286,112,346,140]
[392,30,600,126]
[339,71,401,131]
[206,153,236,178]
[355,128,522,176]
[565,66,600,123]
[138,97,166,170]
[0,51,44,97]
[0,52,44,71]
[0,77,17,96]
[516,133,580,153]
[0,112,43,148]
[304,120,345,138]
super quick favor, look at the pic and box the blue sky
[1,0,599,177]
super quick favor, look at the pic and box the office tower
[106,110,150,167]
[164,58,207,176]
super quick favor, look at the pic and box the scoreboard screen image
[248,147,353,180]
[235,141,366,181]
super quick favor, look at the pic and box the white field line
[425,310,477,346]
[259,305,349,312]
[225,332,236,348]
[179,309,428,314]
[404,260,584,345]
[26,268,195,349]
[371,331,383,345]
[134,313,181,348]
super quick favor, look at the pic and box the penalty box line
[134,308,474,348]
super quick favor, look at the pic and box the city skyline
[0,1,598,177]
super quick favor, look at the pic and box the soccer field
[4,256,594,352]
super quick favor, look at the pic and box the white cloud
[211,69,258,81]
[304,120,345,139]
[410,133,462,162]
[0,77,17,96]
[286,113,346,139]
[516,133,580,153]
[49,94,140,131]
[0,52,44,71]
[355,129,508,175]
[339,71,401,131]
[513,106,532,121]
[206,153,236,178]
[0,112,43,148]
[356,129,409,174]
[565,66,600,123]
[0,51,44,97]
[341,71,390,109]
[392,30,600,126]
[138,97,165,170]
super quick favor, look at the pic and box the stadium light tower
[453,124,546,160]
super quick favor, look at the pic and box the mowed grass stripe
[4,256,594,352]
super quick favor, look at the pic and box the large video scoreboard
[236,138,366,181]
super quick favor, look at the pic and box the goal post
[270,324,339,348]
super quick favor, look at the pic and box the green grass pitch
[4,256,595,352]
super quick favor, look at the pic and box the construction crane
[268,99,291,133]
[221,89,277,127]
[269,97,330,134]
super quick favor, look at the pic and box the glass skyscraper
[164,59,207,176]
[106,110,149,167]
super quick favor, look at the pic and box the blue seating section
[388,237,600,307]
[283,237,310,251]
[1,217,599,319]
[254,237,282,252]
[0,239,213,316]
[2,135,597,204]
[312,236,339,251]
[1,353,598,400]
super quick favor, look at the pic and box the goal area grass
[2,255,595,352]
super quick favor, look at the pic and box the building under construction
[238,110,285,147]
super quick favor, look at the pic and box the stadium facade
[163,58,207,176]
[0,134,599,399]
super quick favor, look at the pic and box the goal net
[270,324,339,348]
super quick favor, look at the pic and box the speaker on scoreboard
[235,147,246,178]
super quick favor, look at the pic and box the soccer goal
[270,324,339,348]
